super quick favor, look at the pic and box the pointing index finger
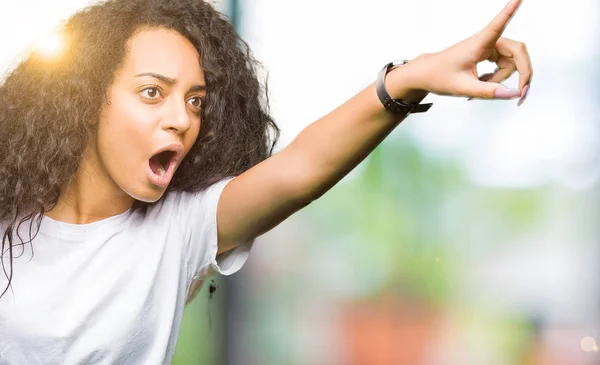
[479,0,522,44]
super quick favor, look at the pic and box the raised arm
[216,0,533,254]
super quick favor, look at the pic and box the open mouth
[147,145,182,187]
[149,150,175,177]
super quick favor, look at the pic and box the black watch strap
[376,60,432,115]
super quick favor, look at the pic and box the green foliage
[306,133,549,303]
[172,282,223,365]
[306,136,463,302]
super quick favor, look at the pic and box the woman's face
[93,27,205,203]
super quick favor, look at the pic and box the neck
[45,147,134,225]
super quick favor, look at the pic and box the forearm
[285,64,428,200]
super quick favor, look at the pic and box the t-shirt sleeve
[179,177,254,284]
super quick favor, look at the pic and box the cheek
[102,99,152,140]
[97,104,151,170]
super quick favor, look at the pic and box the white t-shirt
[0,178,252,365]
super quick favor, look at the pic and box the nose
[161,97,192,134]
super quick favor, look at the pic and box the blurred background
[1,0,599,364]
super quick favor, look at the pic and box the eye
[140,86,162,100]
[187,96,204,110]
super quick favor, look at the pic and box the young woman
[0,0,532,363]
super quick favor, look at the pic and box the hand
[390,0,532,106]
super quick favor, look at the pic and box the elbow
[295,185,322,209]
[281,144,331,208]
[291,165,331,207]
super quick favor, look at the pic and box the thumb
[462,78,521,99]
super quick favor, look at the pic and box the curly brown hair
[0,0,279,298]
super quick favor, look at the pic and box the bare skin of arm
[216,0,533,254]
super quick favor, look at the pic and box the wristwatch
[376,60,433,115]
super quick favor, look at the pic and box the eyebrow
[135,72,207,92]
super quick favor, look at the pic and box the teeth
[157,165,166,177]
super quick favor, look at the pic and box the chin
[126,184,168,204]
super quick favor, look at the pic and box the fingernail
[495,88,521,99]
[517,84,530,106]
